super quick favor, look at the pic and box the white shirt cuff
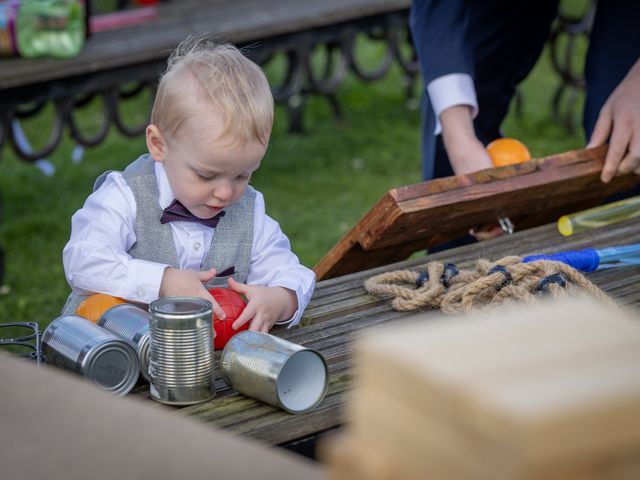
[427,73,478,135]
[127,260,170,304]
[68,259,168,305]
[271,282,309,329]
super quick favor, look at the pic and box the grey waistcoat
[62,154,255,315]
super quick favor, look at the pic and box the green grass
[0,29,587,331]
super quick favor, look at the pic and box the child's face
[148,107,267,219]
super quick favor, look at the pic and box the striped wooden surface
[0,0,410,90]
[129,215,640,445]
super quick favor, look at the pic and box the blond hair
[151,37,273,145]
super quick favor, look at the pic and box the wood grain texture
[314,145,640,280]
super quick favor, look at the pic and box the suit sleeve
[409,0,474,84]
[410,0,478,133]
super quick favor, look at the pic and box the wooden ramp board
[332,298,640,480]
[314,145,640,280]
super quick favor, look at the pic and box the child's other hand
[159,267,226,320]
[227,278,297,333]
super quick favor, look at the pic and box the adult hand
[588,58,640,183]
[159,267,226,320]
[227,278,297,333]
[440,105,494,175]
[441,105,502,240]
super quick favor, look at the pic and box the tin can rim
[150,297,213,318]
[42,314,86,343]
[276,349,329,414]
[98,302,146,324]
[137,331,151,382]
[83,340,139,396]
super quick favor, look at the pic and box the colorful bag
[0,0,86,58]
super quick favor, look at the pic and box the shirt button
[137,287,144,298]
[193,242,201,251]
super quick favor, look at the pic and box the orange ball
[486,138,532,167]
[76,294,126,323]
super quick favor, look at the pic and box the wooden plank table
[129,215,640,448]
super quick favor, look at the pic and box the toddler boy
[62,38,315,331]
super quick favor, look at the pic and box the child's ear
[146,124,166,161]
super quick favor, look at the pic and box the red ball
[208,287,248,350]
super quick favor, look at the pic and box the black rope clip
[441,263,459,288]
[488,265,513,291]
[537,273,567,293]
[415,271,429,288]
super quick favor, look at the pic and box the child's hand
[227,278,297,333]
[159,267,226,320]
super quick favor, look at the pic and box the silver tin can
[148,297,215,405]
[221,331,328,414]
[97,303,151,382]
[42,314,139,396]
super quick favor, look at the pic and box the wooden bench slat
[0,0,410,90]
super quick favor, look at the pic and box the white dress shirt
[427,73,478,134]
[63,162,315,327]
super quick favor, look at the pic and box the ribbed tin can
[221,331,328,414]
[42,314,139,396]
[148,297,215,405]
[97,303,151,382]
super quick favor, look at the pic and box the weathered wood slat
[314,146,640,279]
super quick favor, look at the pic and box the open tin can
[221,331,328,414]
[97,303,151,382]
[148,297,215,405]
[42,314,139,395]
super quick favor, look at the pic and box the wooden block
[318,431,399,480]
[352,298,640,469]
[348,368,640,480]
[356,298,640,421]
[347,383,505,480]
[314,146,640,279]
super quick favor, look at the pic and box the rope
[364,256,617,315]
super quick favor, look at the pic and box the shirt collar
[154,161,174,210]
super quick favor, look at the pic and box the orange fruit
[486,138,532,167]
[76,294,126,323]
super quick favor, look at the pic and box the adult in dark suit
[410,0,640,185]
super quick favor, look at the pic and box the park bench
[0,0,415,162]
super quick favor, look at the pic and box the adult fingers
[587,105,612,148]
[601,121,632,183]
[618,132,640,174]
[469,225,504,241]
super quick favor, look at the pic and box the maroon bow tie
[160,200,226,228]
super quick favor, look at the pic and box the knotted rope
[364,256,616,314]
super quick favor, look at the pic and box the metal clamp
[498,216,514,235]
